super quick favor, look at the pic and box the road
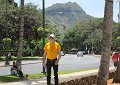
[0,54,114,75]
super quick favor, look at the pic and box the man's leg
[46,60,52,85]
[53,62,58,85]
[114,62,118,70]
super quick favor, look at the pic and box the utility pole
[42,0,46,74]
[5,0,9,66]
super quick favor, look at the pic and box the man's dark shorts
[114,62,118,67]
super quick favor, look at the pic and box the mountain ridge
[45,2,94,29]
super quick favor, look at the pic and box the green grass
[0,73,45,83]
[58,68,96,75]
[0,56,41,61]
[0,75,24,82]
[28,73,46,79]
[0,68,96,83]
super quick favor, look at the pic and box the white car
[61,51,65,56]
[77,51,84,57]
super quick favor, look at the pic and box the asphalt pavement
[0,54,114,75]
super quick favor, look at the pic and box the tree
[97,0,113,85]
[63,18,103,53]
[16,0,24,69]
[112,23,120,50]
[0,0,63,56]
[0,0,18,51]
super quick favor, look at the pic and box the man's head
[13,62,16,65]
[49,34,55,43]
[115,50,118,54]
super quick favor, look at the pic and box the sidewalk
[0,58,43,67]
[0,67,115,85]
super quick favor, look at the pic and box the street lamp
[42,0,46,74]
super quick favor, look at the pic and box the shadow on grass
[0,75,24,82]
[0,73,46,83]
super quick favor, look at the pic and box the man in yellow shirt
[43,34,61,85]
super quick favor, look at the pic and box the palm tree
[16,0,24,69]
[97,0,113,85]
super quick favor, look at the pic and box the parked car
[61,51,65,56]
[78,48,86,54]
[68,48,78,54]
[77,51,84,57]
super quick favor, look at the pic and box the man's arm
[43,50,47,68]
[55,50,61,65]
[58,50,61,61]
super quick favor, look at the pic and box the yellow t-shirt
[44,42,61,59]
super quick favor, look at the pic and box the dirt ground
[108,79,120,85]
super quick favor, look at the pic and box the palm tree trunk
[97,0,113,85]
[0,28,2,56]
[16,0,24,70]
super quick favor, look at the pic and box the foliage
[63,18,120,54]
[2,38,11,43]
[0,1,63,56]
[112,22,120,50]
[63,18,103,54]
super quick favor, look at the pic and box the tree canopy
[0,1,62,56]
[63,18,119,54]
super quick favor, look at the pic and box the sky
[14,0,118,22]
